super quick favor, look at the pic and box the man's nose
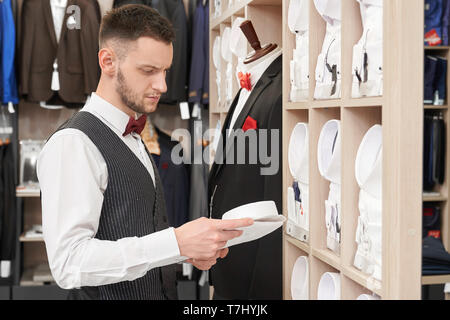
[153,72,167,93]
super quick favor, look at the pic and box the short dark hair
[99,4,175,50]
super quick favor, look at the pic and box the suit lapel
[43,0,74,50]
[43,0,58,49]
[59,0,74,47]
[209,54,282,183]
[208,89,242,183]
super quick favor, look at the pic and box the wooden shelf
[424,105,448,110]
[425,46,450,50]
[342,265,383,296]
[20,267,55,287]
[285,97,384,110]
[210,0,246,30]
[422,274,450,285]
[210,0,283,30]
[423,194,448,202]
[16,189,40,198]
[285,101,310,110]
[20,269,44,287]
[343,97,384,108]
[311,248,340,271]
[309,99,341,109]
[284,232,310,254]
[19,232,44,243]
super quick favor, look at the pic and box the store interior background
[0,0,449,300]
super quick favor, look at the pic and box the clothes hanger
[239,20,277,64]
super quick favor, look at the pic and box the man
[37,5,252,300]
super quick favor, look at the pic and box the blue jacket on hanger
[442,0,450,45]
[188,0,209,105]
[0,0,19,105]
[425,0,444,45]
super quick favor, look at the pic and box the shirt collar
[82,93,132,134]
[235,48,282,91]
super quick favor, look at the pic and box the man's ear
[98,47,117,77]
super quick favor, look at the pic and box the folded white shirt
[221,201,286,248]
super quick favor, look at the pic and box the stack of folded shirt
[422,236,450,275]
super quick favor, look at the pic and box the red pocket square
[242,116,257,132]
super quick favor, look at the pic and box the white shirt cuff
[141,227,186,267]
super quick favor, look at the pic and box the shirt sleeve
[37,130,184,290]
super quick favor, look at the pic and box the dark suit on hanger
[151,127,190,228]
[0,143,16,262]
[19,0,100,105]
[152,0,188,105]
[188,0,208,105]
[113,0,152,7]
[208,55,282,300]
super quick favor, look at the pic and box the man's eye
[144,70,156,75]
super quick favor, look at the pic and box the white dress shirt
[228,48,282,137]
[37,93,183,290]
[50,0,67,43]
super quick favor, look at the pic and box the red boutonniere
[238,72,252,91]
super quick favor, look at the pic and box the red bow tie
[123,114,147,136]
[238,72,252,91]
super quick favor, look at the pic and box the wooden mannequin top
[239,20,277,64]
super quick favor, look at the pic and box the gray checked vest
[51,111,177,300]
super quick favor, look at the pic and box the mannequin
[352,0,383,98]
[317,119,341,252]
[288,0,309,102]
[208,18,283,299]
[287,123,309,242]
[313,0,341,100]
[227,20,282,136]
[354,124,382,281]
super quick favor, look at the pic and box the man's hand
[186,248,229,271]
[174,217,253,260]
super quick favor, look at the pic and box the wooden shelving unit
[210,0,429,299]
[11,99,76,299]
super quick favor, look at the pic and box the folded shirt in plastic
[422,236,450,275]
[24,224,43,239]
[222,201,286,248]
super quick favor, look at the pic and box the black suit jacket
[152,0,188,104]
[208,55,282,299]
